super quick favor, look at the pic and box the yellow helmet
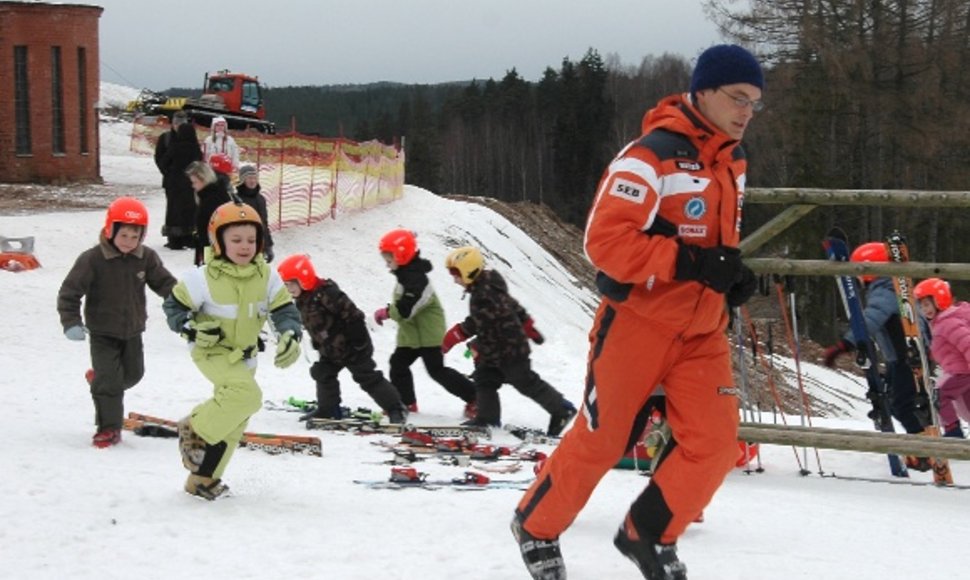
[445,246,484,285]
[208,201,264,257]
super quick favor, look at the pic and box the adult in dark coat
[185,160,231,266]
[158,121,202,249]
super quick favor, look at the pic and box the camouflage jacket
[459,269,530,365]
[296,278,369,362]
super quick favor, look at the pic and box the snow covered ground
[0,96,966,580]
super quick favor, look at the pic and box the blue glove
[275,330,300,368]
[65,325,87,341]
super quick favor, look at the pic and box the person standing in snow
[441,245,576,435]
[822,242,931,465]
[277,254,408,423]
[162,201,302,500]
[510,44,762,580]
[186,157,232,266]
[914,277,968,438]
[373,229,478,418]
[57,197,176,448]
[202,116,240,173]
[235,165,274,263]
[156,113,202,250]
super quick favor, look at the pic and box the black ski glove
[726,264,758,307]
[674,242,743,294]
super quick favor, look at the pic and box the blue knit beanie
[690,44,764,96]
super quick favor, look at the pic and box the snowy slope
[0,102,966,580]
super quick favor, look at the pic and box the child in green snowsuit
[162,201,302,500]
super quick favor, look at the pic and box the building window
[77,47,88,154]
[14,46,31,155]
[51,46,65,154]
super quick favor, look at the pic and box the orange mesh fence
[130,117,404,232]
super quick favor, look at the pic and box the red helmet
[850,242,888,283]
[914,277,953,311]
[379,229,418,265]
[277,254,318,291]
[103,197,148,240]
[208,153,233,175]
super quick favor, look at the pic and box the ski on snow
[354,466,534,490]
[124,412,323,457]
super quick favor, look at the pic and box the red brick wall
[0,2,103,183]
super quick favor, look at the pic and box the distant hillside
[162,81,469,137]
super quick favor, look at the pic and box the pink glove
[441,323,468,354]
[374,306,390,326]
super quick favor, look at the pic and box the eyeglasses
[718,87,765,113]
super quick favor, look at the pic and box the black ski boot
[614,524,687,580]
[510,514,566,580]
[387,403,409,425]
[547,401,577,437]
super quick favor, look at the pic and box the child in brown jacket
[57,198,176,448]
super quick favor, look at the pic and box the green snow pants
[188,350,262,479]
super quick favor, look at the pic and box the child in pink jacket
[915,277,970,438]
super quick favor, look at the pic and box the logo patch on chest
[677,160,702,171]
[684,196,707,220]
[608,177,645,204]
[678,224,707,238]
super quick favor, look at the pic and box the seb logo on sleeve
[608,177,645,204]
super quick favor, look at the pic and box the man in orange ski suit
[511,44,763,580]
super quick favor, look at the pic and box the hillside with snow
[0,87,966,579]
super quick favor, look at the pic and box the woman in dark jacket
[185,160,231,266]
[160,122,202,249]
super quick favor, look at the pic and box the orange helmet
[208,153,233,175]
[379,229,418,265]
[277,254,318,291]
[103,197,148,240]
[914,277,953,311]
[208,202,263,257]
[850,242,888,283]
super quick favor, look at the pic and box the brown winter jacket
[295,278,370,363]
[57,233,177,339]
[459,269,531,366]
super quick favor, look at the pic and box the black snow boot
[614,524,687,580]
[547,400,577,437]
[510,513,566,580]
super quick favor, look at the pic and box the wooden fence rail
[738,423,970,461]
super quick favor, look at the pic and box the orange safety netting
[129,117,405,232]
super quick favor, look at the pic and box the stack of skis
[822,228,953,485]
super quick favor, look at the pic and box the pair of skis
[123,412,323,457]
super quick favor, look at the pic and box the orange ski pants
[515,302,739,544]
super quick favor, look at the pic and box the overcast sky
[90,0,723,90]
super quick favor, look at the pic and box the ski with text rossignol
[884,231,954,485]
[823,228,908,477]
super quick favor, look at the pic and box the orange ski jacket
[584,93,748,338]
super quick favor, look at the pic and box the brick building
[0,1,103,183]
